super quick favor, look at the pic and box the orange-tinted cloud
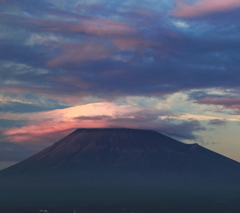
[173,0,240,17]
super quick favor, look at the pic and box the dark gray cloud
[156,119,205,140]
[0,119,26,128]
[208,119,228,126]
[75,115,112,121]
[0,102,56,113]
[0,90,68,114]
[196,96,240,110]
[75,110,205,141]
[188,91,227,101]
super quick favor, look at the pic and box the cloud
[46,41,115,68]
[1,102,205,145]
[26,17,137,38]
[173,0,240,17]
[0,101,57,113]
[1,0,240,103]
[21,14,161,52]
[0,119,26,128]
[2,103,139,143]
[112,37,161,51]
[187,90,226,101]
[75,110,205,140]
[157,119,205,140]
[208,119,228,126]
[196,97,240,110]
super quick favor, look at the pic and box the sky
[1,0,240,170]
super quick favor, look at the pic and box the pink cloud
[196,97,240,109]
[5,120,108,143]
[112,37,161,51]
[3,102,185,144]
[2,101,202,144]
[27,17,161,52]
[80,19,137,37]
[46,37,161,68]
[2,87,30,94]
[1,84,96,105]
[3,103,141,144]
[46,41,114,68]
[173,0,240,17]
[29,17,137,38]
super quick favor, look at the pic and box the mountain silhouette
[0,128,240,212]
[1,128,240,176]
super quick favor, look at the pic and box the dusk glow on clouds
[1,0,240,169]
[173,0,240,17]
[3,103,139,142]
[2,102,205,144]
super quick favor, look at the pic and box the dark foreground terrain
[0,128,240,212]
[1,180,240,213]
[1,174,240,213]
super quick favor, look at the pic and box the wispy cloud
[173,0,240,17]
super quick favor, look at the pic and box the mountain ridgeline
[0,128,240,212]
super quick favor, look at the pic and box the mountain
[0,128,240,212]
[1,128,240,176]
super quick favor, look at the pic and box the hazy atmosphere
[1,0,240,170]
